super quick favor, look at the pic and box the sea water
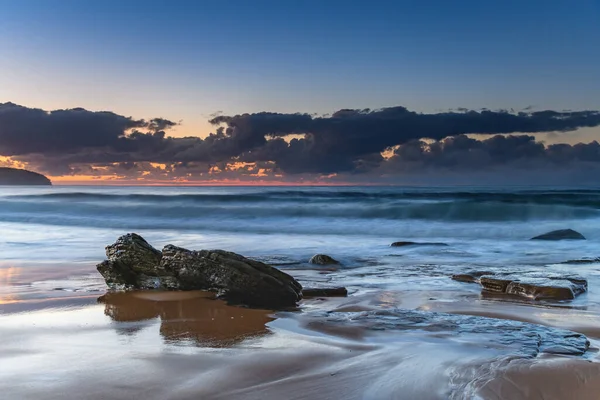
[1,185,599,305]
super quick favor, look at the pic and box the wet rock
[451,274,479,284]
[531,229,585,241]
[391,241,448,247]
[562,257,600,265]
[97,234,303,308]
[302,287,348,297]
[162,245,302,307]
[98,233,175,290]
[309,254,340,265]
[105,233,164,275]
[299,309,590,357]
[480,273,587,301]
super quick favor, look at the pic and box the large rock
[97,234,302,308]
[531,229,585,241]
[479,273,587,301]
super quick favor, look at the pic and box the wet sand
[1,266,600,399]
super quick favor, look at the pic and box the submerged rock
[97,233,302,308]
[299,309,590,357]
[390,241,448,247]
[479,273,587,301]
[302,287,348,297]
[531,229,585,241]
[309,254,340,265]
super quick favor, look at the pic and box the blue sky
[0,0,599,139]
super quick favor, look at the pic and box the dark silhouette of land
[0,167,51,185]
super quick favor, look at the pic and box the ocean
[1,185,599,262]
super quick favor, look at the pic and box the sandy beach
[1,261,599,400]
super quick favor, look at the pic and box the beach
[1,186,600,399]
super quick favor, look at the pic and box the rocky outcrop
[531,229,585,240]
[391,241,448,247]
[309,254,340,265]
[0,167,51,185]
[97,233,302,308]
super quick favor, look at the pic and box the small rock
[309,254,340,265]
[302,287,348,297]
[391,241,448,247]
[531,229,585,241]
[562,258,600,265]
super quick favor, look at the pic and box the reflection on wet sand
[98,291,275,347]
[0,266,20,306]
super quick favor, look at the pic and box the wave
[5,189,600,208]
[0,198,597,227]
[1,188,599,232]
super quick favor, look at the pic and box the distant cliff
[0,167,52,185]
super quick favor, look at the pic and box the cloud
[0,102,170,155]
[209,107,600,174]
[382,135,600,171]
[2,102,600,182]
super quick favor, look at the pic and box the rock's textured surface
[451,269,588,301]
[97,234,302,308]
[479,273,587,300]
[309,254,340,265]
[531,229,585,240]
[106,233,164,275]
[161,245,302,307]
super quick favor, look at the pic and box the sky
[0,0,599,185]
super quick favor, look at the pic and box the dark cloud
[382,135,600,172]
[210,107,600,174]
[0,102,157,155]
[2,102,600,181]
